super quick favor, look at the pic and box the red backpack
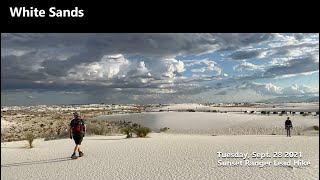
[72,119,85,133]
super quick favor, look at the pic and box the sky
[1,33,319,106]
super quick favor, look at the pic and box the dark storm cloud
[213,33,275,51]
[2,33,277,58]
[271,42,319,56]
[229,50,262,60]
[293,33,318,41]
[263,55,319,77]
[40,49,104,77]
[4,33,316,105]
[2,33,218,57]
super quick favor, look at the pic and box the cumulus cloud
[282,84,318,95]
[184,58,222,74]
[237,82,318,96]
[237,82,283,95]
[234,62,263,71]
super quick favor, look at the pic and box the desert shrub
[302,113,309,117]
[279,113,283,116]
[86,121,109,135]
[7,133,14,142]
[134,126,151,138]
[159,127,169,132]
[91,120,98,123]
[313,125,319,131]
[1,132,5,142]
[121,127,133,138]
[25,133,35,148]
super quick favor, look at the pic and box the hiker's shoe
[71,153,77,159]
[79,151,84,157]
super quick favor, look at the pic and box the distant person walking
[69,112,86,159]
[285,117,292,137]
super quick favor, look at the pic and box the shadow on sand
[86,138,126,141]
[1,157,72,168]
[1,146,27,149]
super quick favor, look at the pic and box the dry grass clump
[25,133,35,148]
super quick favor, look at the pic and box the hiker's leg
[73,133,82,152]
[77,133,83,152]
[289,128,291,137]
[74,144,79,153]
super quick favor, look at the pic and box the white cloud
[282,84,318,95]
[162,58,185,78]
[65,54,130,81]
[300,70,319,75]
[184,58,222,74]
[234,62,262,71]
[191,67,206,73]
[237,82,318,96]
[238,82,282,95]
[273,74,297,79]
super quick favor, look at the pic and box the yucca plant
[26,133,35,148]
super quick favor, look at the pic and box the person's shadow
[1,157,72,168]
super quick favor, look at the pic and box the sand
[1,134,319,180]
[150,102,319,112]
[97,112,319,135]
[1,103,319,179]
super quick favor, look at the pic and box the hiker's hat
[73,112,80,117]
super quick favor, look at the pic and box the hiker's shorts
[73,132,84,145]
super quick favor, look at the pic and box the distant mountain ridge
[261,96,319,103]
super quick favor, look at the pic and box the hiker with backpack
[69,112,86,159]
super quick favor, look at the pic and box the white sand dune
[97,112,319,135]
[150,102,319,113]
[152,103,208,111]
[1,134,319,180]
